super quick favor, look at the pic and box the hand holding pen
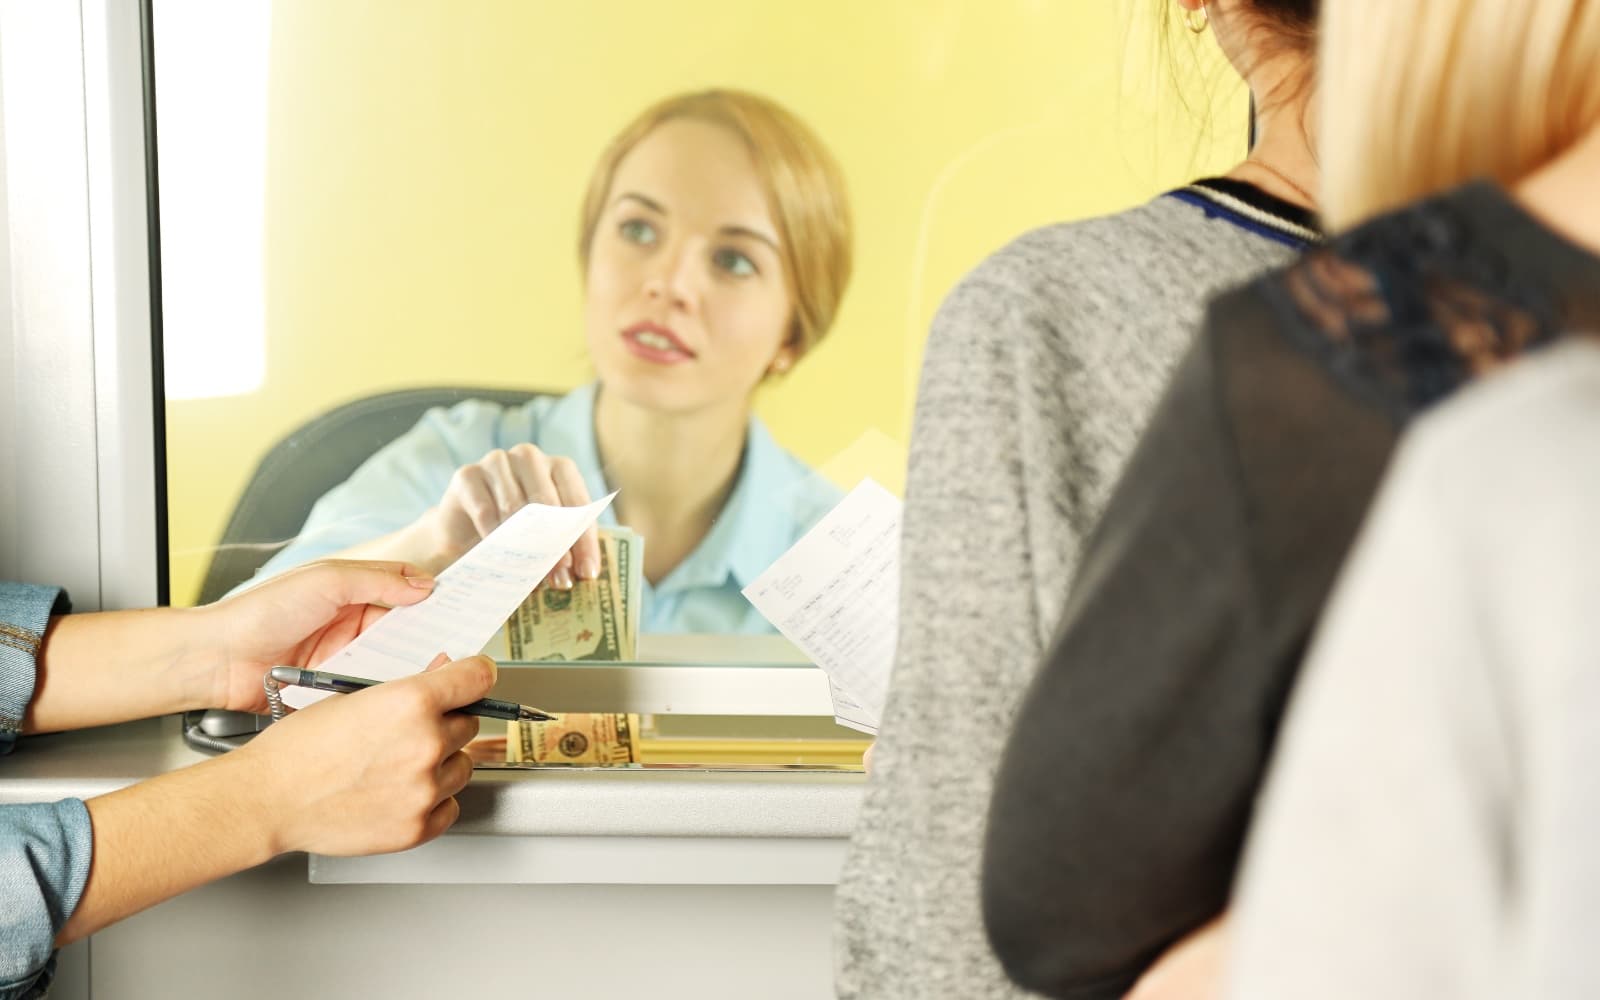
[237,653,498,857]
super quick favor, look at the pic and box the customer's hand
[239,653,495,856]
[1124,914,1229,1000]
[200,560,437,714]
[415,445,599,586]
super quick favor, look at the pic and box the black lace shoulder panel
[1257,182,1593,421]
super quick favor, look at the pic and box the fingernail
[577,556,600,580]
[406,575,436,589]
[552,568,574,590]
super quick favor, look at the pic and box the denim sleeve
[1,583,94,997]
[0,582,69,755]
[0,800,93,999]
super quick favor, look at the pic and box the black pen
[267,666,557,722]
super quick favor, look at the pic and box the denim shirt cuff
[1,798,94,998]
[0,954,60,1000]
[0,584,68,754]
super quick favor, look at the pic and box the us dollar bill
[503,528,639,661]
[607,526,643,646]
[506,713,635,765]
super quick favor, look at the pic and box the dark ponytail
[1246,0,1318,46]
[1147,0,1319,150]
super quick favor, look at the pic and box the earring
[770,356,792,375]
[1183,1,1210,34]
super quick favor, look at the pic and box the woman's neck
[1516,122,1600,257]
[1225,55,1319,212]
[593,385,750,583]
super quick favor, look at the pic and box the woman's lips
[621,322,696,365]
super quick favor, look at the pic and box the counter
[2,715,864,999]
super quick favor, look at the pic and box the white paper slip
[284,493,616,708]
[829,678,880,736]
[742,478,901,733]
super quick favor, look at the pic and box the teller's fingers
[507,444,561,507]
[480,450,528,520]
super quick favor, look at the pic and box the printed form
[284,493,616,708]
[743,479,901,735]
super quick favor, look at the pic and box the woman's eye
[619,219,658,246]
[713,247,758,277]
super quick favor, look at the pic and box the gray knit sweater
[835,182,1316,1000]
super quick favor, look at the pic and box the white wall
[0,0,158,610]
[0,0,102,603]
[0,48,16,579]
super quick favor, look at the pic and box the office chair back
[196,385,551,604]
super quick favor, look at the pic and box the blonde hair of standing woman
[1319,0,1600,230]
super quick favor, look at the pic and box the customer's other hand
[201,560,436,713]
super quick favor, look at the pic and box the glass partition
[154,0,1246,761]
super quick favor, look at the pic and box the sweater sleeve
[981,324,1262,999]
[981,289,1396,999]
[838,217,1222,997]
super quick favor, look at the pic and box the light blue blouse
[252,383,841,634]
[1,582,92,1000]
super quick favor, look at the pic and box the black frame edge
[138,0,171,606]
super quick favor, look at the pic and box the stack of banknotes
[502,526,642,662]
[506,711,636,765]
[502,526,641,764]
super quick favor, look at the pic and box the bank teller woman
[251,89,852,634]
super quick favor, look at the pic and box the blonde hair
[1319,0,1600,231]
[578,90,853,359]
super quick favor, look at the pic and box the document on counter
[743,479,901,735]
[283,493,616,708]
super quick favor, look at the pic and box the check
[284,493,617,708]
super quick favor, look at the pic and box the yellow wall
[163,0,1246,606]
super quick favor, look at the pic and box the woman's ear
[767,324,802,377]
